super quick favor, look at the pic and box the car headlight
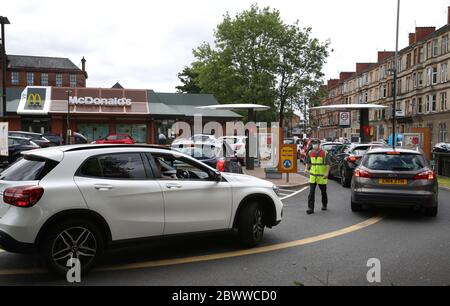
[273,185,281,197]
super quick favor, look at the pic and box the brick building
[312,6,450,147]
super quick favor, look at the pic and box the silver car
[351,147,438,216]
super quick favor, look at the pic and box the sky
[2,0,450,92]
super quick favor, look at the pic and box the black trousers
[308,183,328,210]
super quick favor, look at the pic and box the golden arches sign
[27,93,43,107]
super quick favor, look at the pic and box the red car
[93,134,135,144]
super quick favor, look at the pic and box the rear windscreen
[0,157,59,181]
[363,153,426,171]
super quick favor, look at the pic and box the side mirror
[212,170,222,182]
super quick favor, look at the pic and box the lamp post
[0,16,10,117]
[392,0,400,149]
[66,90,72,144]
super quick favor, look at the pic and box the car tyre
[351,201,362,212]
[40,219,104,277]
[423,205,438,217]
[237,201,265,248]
[341,167,351,188]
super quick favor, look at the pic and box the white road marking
[281,186,309,201]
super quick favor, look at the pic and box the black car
[43,133,64,146]
[8,131,53,148]
[0,136,40,166]
[329,143,384,187]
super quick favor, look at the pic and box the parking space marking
[281,186,309,201]
[0,215,383,276]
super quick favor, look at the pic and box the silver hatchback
[351,147,438,216]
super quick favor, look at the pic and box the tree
[180,5,330,125]
[176,66,203,93]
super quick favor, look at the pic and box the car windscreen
[0,156,59,181]
[362,153,426,171]
[322,144,340,151]
[173,145,219,159]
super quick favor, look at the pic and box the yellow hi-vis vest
[309,149,328,185]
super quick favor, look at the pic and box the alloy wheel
[252,208,264,241]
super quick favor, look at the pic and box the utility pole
[0,17,10,117]
[392,0,400,149]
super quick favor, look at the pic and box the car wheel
[423,206,438,217]
[341,167,351,188]
[237,201,265,248]
[40,219,104,277]
[351,201,362,212]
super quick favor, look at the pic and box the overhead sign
[69,96,132,107]
[17,87,52,115]
[0,122,8,157]
[339,112,351,127]
[278,144,297,173]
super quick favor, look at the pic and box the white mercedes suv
[0,145,283,276]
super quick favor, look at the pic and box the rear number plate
[379,179,408,185]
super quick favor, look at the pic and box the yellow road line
[0,215,383,276]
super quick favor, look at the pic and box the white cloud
[3,0,450,92]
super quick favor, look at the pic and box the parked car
[218,136,247,165]
[433,143,450,153]
[0,136,40,166]
[93,134,135,144]
[329,143,385,187]
[43,133,64,146]
[8,131,53,148]
[172,141,242,173]
[191,134,217,143]
[0,144,283,276]
[320,142,345,154]
[351,147,438,216]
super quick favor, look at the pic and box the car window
[153,153,211,181]
[106,135,117,140]
[97,153,147,179]
[78,157,103,178]
[8,139,14,146]
[363,153,426,171]
[0,157,59,181]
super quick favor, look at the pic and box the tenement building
[312,6,450,147]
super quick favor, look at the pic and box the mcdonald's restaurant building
[2,86,241,143]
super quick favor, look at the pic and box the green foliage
[176,66,203,93]
[178,4,330,125]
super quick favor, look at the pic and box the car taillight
[3,186,44,208]
[414,170,435,180]
[346,156,361,163]
[216,159,225,172]
[354,169,372,178]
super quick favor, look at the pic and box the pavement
[0,177,449,286]
[242,167,309,188]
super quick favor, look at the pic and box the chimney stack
[415,27,436,43]
[409,33,416,46]
[448,6,450,24]
[81,56,86,72]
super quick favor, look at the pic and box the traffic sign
[278,144,297,173]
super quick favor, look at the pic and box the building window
[419,47,425,63]
[427,42,433,59]
[441,63,448,83]
[418,71,423,87]
[11,71,19,85]
[56,74,63,87]
[26,72,34,86]
[69,74,77,87]
[426,95,431,113]
[442,35,449,54]
[41,73,48,86]
[433,39,440,57]
[418,97,423,114]
[441,92,447,111]
[430,67,438,85]
[431,94,437,112]
[439,122,447,142]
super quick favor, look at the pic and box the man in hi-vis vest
[305,140,330,215]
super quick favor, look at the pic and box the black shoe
[322,207,328,211]
[307,209,314,215]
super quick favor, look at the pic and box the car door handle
[94,184,113,191]
[166,183,182,189]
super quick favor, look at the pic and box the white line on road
[281,186,309,201]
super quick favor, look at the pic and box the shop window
[116,124,147,144]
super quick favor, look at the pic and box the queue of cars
[302,138,438,216]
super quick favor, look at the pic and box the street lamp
[0,16,10,117]
[66,90,72,145]
[392,0,400,149]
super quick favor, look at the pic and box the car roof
[366,147,422,154]
[9,131,41,136]
[8,136,32,140]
